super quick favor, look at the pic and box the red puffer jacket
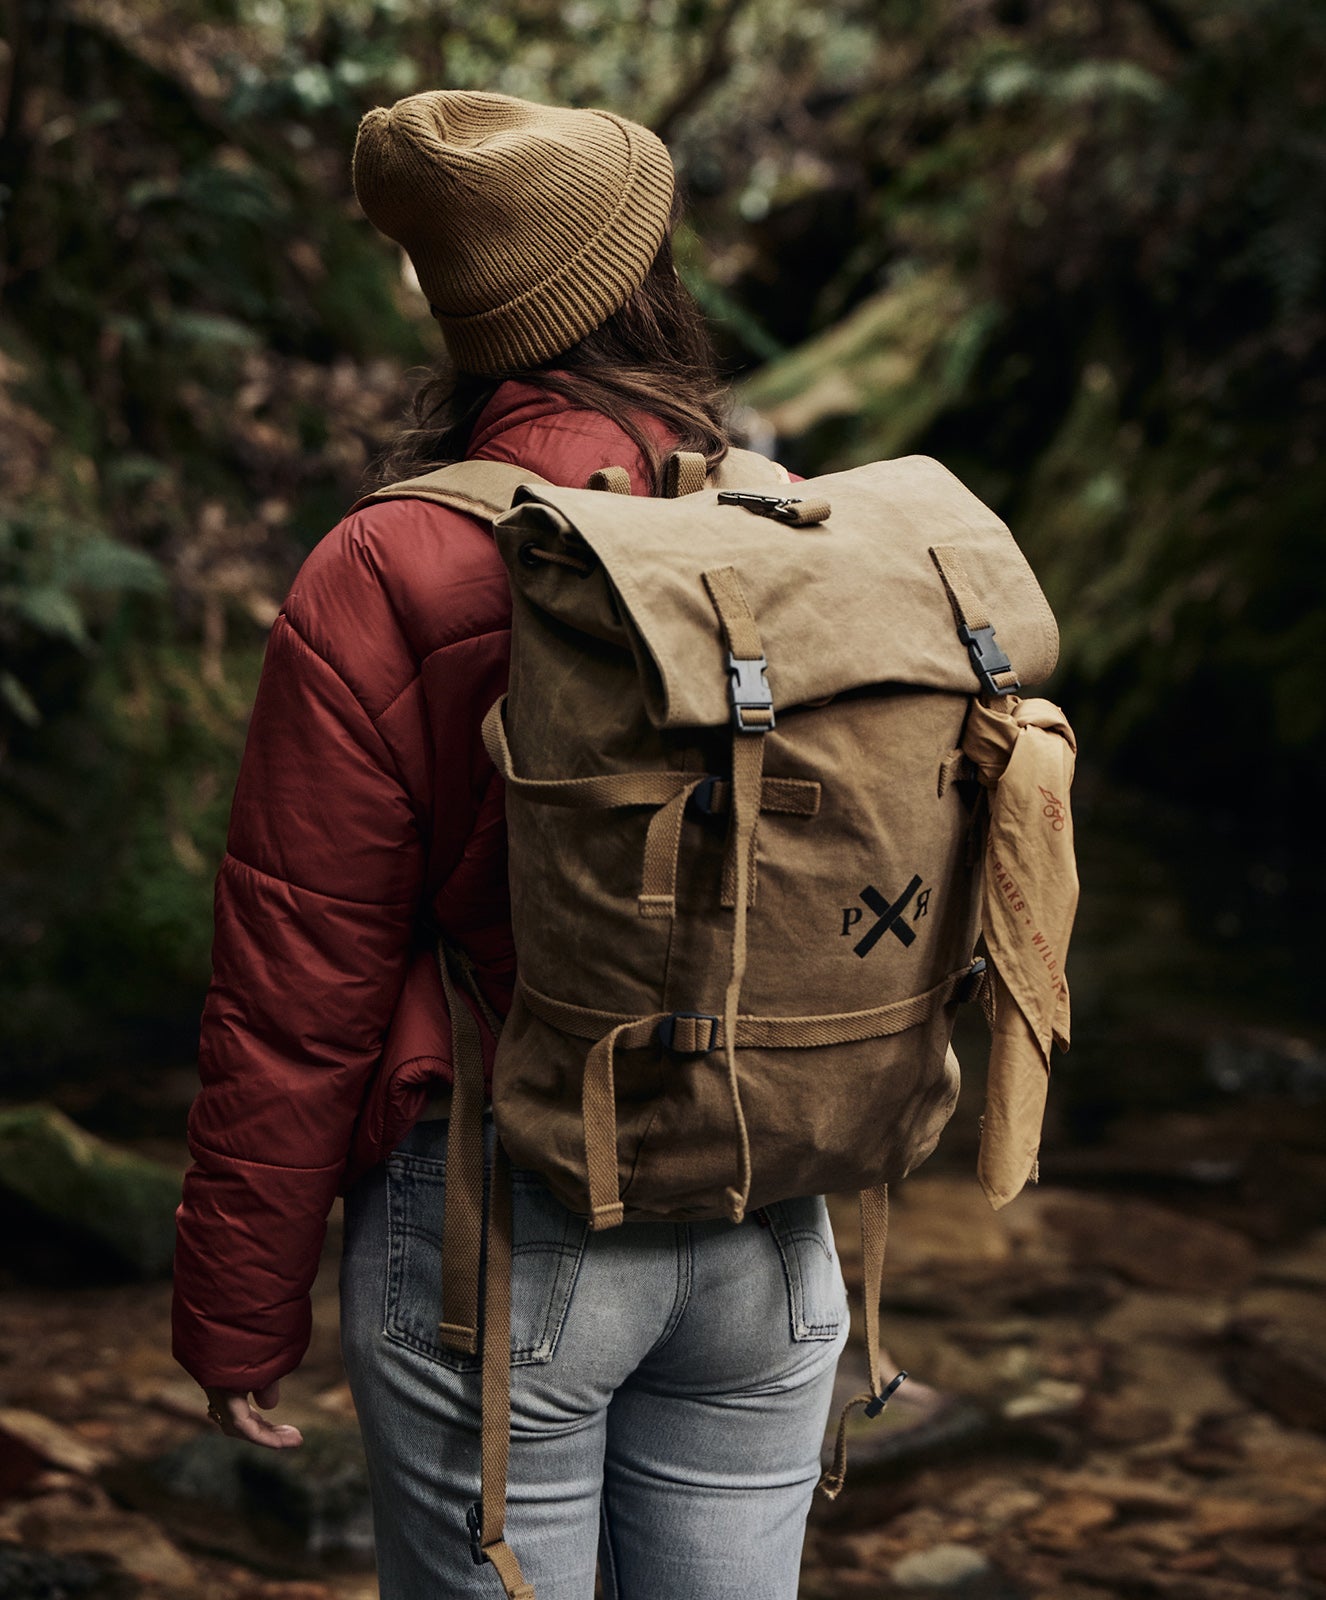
[172,382,670,1392]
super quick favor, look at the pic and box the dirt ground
[2,1076,1326,1600]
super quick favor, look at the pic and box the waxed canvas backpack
[351,447,1078,1600]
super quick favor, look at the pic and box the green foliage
[1,0,1322,1073]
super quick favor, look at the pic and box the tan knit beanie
[352,90,676,375]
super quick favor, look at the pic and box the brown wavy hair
[365,199,731,496]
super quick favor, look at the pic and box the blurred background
[1,1,1324,1597]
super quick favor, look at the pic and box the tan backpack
[352,447,1078,1600]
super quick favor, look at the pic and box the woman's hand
[204,1381,304,1449]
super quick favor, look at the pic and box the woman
[172,90,848,1599]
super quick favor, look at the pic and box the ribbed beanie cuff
[352,92,676,374]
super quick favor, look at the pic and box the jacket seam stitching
[222,848,417,909]
[278,609,416,792]
[188,1135,343,1174]
[375,671,421,722]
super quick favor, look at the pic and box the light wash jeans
[340,1118,849,1599]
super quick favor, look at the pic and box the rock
[1002,1380,1084,1421]
[1192,1490,1323,1537]
[0,1106,180,1281]
[1020,1493,1116,1552]
[947,1481,1045,1528]
[1082,1396,1175,1446]
[1264,1228,1326,1288]
[891,1543,993,1589]
[1166,1550,1222,1573]
[1095,1292,1229,1345]
[12,1495,194,1588]
[141,1424,374,1563]
[1128,1521,1198,1554]
[0,1546,135,1599]
[885,1178,1027,1268]
[1042,1474,1189,1516]
[1216,1541,1297,1583]
[1042,1196,1259,1295]
[1063,1544,1271,1597]
[0,1410,107,1498]
[806,1572,892,1599]
[232,1585,336,1600]
[1224,1318,1326,1433]
[125,1377,209,1422]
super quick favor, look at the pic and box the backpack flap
[493,455,1059,725]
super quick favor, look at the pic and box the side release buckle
[958,623,1020,697]
[727,654,775,732]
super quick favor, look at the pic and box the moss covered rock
[0,1104,180,1280]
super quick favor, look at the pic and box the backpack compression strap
[818,1185,907,1499]
[435,941,534,1600]
[929,545,1021,698]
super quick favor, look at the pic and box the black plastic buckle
[728,654,775,731]
[955,957,987,1005]
[656,1012,720,1052]
[958,623,1020,697]
[717,490,805,524]
[864,1371,908,1419]
[466,1501,486,1566]
[691,775,722,815]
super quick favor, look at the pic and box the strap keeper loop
[656,1011,720,1052]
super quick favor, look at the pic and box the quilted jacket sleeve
[172,574,424,1391]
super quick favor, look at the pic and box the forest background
[1,0,1323,1165]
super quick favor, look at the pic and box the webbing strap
[434,944,486,1356]
[639,780,703,918]
[715,775,818,909]
[586,465,632,495]
[701,566,767,680]
[930,545,991,631]
[482,699,707,809]
[929,546,1020,696]
[641,775,820,920]
[703,776,820,818]
[581,1013,673,1231]
[478,1142,535,1600]
[664,450,709,498]
[718,732,761,1221]
[819,1185,896,1500]
[519,962,981,1051]
[484,697,820,920]
[701,566,771,1222]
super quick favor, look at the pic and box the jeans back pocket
[384,1131,588,1371]
[763,1194,847,1342]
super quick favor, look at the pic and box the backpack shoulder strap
[347,460,553,521]
[706,446,791,490]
